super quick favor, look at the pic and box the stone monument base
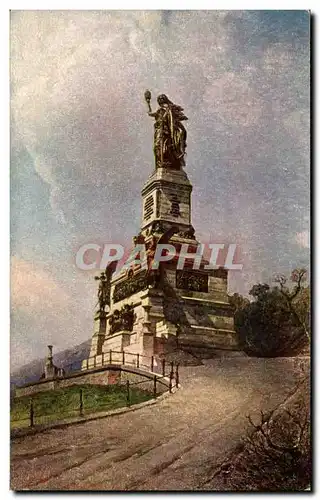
[83,262,240,369]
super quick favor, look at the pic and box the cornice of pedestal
[141,167,193,196]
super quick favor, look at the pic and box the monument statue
[95,272,108,312]
[144,90,188,170]
[109,304,135,334]
[94,261,117,312]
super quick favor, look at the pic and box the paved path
[11,358,307,491]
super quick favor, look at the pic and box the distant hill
[11,339,91,389]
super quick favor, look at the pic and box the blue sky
[10,10,310,369]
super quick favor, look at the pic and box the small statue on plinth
[95,261,117,312]
[144,90,188,170]
[95,272,108,312]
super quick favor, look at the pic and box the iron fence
[11,359,180,431]
[64,350,178,383]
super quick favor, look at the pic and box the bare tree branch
[273,268,310,343]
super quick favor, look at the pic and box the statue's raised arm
[144,90,188,170]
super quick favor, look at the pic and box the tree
[229,293,250,313]
[274,269,310,344]
[230,268,310,357]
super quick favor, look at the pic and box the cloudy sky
[10,10,310,369]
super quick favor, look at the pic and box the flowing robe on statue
[152,104,187,170]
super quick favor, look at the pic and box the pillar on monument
[44,345,55,379]
[140,167,196,242]
[88,309,107,358]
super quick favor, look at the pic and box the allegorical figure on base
[95,261,117,312]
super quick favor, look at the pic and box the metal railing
[11,352,180,431]
[11,362,180,431]
[64,350,179,387]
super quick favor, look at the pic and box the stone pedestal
[84,166,240,369]
[142,303,152,333]
[44,345,55,378]
[141,168,193,236]
[104,330,131,352]
[88,310,107,358]
[44,345,64,378]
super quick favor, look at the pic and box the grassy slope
[11,384,152,429]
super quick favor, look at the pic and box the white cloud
[283,109,310,163]
[295,230,310,249]
[10,256,96,369]
[203,72,263,127]
[11,256,71,313]
[264,43,295,74]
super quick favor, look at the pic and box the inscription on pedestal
[144,195,154,220]
[113,270,160,303]
[169,194,181,217]
[176,270,208,292]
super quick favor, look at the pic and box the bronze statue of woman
[145,91,188,170]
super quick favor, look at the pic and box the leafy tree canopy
[229,268,310,357]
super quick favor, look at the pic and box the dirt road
[11,357,307,491]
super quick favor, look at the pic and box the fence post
[79,388,84,417]
[170,361,174,379]
[162,359,166,377]
[126,380,130,406]
[175,363,180,387]
[87,359,89,370]
[102,352,104,366]
[122,351,125,365]
[29,399,34,428]
[94,356,96,368]
[137,353,140,368]
[169,371,174,393]
[109,350,112,364]
[153,375,157,399]
[151,355,154,373]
